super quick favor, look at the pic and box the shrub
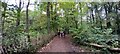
[70,23,119,48]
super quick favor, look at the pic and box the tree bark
[26,0,30,42]
[91,9,94,23]
[16,0,22,27]
[115,3,119,34]
[1,2,7,54]
[47,2,50,34]
[106,2,112,28]
[79,3,82,25]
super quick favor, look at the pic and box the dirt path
[37,35,89,52]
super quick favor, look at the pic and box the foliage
[1,2,49,53]
[70,23,119,48]
[1,1,120,53]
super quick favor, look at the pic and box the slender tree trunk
[94,4,97,25]
[1,2,7,36]
[86,10,89,23]
[54,3,58,32]
[115,4,119,34]
[51,2,53,20]
[75,3,78,29]
[79,3,82,25]
[16,0,21,27]
[86,15,89,23]
[47,2,50,34]
[91,9,94,23]
[26,0,30,42]
[95,6,102,29]
[1,2,7,54]
[75,20,78,29]
[106,2,112,28]
[1,11,5,36]
[89,12,92,24]
[50,2,55,31]
[99,14,102,29]
[104,4,108,29]
[0,2,2,47]
[0,1,2,35]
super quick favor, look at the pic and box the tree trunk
[99,15,102,29]
[1,2,7,54]
[50,2,55,32]
[26,0,30,42]
[94,4,97,25]
[75,20,78,29]
[54,3,58,32]
[47,2,50,34]
[16,0,21,27]
[79,3,82,25]
[115,4,119,34]
[106,2,112,28]
[51,2,53,20]
[91,9,94,23]
[89,12,92,24]
[95,5,102,29]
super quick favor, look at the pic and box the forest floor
[37,35,91,52]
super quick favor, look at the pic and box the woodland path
[37,35,90,53]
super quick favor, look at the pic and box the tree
[1,1,9,53]
[79,3,83,25]
[47,2,50,34]
[26,0,30,42]
[16,0,22,27]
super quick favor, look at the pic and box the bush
[70,23,119,48]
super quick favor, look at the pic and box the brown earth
[37,35,90,52]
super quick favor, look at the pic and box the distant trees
[87,2,120,31]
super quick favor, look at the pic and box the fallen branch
[83,42,120,52]
[89,43,105,48]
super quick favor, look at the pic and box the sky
[2,0,120,11]
[2,0,36,11]
[1,0,120,16]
